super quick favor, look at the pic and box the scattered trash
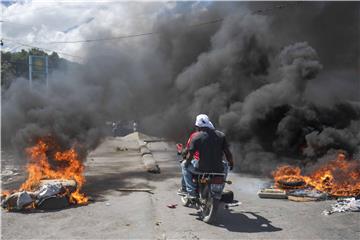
[116,147,128,152]
[287,188,328,200]
[323,198,360,215]
[116,188,153,194]
[258,188,287,199]
[224,202,241,209]
[167,204,177,209]
[286,188,328,202]
[105,202,110,206]
[288,195,318,202]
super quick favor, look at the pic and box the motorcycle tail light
[211,176,224,184]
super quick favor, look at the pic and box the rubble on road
[323,198,360,215]
[258,187,328,201]
[137,133,161,174]
[259,184,360,216]
[167,204,177,209]
[287,188,327,198]
[257,188,287,199]
[224,202,241,209]
[116,188,154,194]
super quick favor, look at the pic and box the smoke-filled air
[2,2,359,175]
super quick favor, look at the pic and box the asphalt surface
[1,135,359,239]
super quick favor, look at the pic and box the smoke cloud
[2,2,359,174]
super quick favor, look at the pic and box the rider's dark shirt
[189,128,229,172]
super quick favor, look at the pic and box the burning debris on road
[273,153,360,197]
[1,137,88,211]
[258,153,360,204]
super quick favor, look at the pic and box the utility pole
[45,55,48,88]
[28,55,32,89]
[28,55,48,89]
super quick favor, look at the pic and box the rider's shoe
[186,192,199,200]
[177,188,187,196]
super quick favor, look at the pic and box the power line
[3,38,83,59]
[1,2,301,59]
[252,2,301,14]
[34,31,158,44]
[5,18,223,45]
[2,2,301,45]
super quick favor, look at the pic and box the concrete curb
[136,133,160,174]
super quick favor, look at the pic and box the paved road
[2,136,359,239]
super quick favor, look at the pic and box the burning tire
[278,179,306,188]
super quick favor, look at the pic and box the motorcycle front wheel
[201,197,219,224]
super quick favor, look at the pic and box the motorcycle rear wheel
[201,198,219,224]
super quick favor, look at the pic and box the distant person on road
[112,121,118,137]
[133,121,137,132]
[181,114,234,198]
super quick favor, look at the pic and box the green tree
[1,48,64,89]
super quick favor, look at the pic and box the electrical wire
[2,2,301,45]
[3,38,83,59]
[1,2,301,59]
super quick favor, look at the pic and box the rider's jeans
[181,160,229,196]
[181,159,199,196]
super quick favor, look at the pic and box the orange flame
[273,153,360,197]
[5,137,88,205]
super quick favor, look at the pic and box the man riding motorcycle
[181,114,234,198]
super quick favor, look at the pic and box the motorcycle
[176,144,233,224]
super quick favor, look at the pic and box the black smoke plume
[2,2,359,174]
